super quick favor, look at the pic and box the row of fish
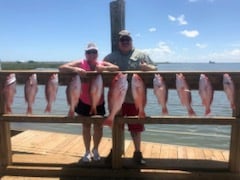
[1,72,236,119]
[2,73,58,114]
[153,73,235,116]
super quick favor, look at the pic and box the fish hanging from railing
[223,73,235,110]
[199,74,214,115]
[45,73,58,113]
[153,74,168,115]
[3,73,17,114]
[24,73,38,114]
[176,73,196,116]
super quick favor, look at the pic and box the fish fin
[103,117,113,128]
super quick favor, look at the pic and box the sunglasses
[119,37,132,42]
[86,50,98,54]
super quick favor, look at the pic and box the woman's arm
[58,60,87,75]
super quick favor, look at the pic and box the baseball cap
[85,43,98,51]
[119,30,132,40]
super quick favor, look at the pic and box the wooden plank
[229,83,240,173]
[203,148,214,160]
[64,136,84,157]
[194,147,205,160]
[0,114,236,125]
[151,143,160,158]
[1,71,240,88]
[124,139,135,158]
[159,143,169,159]
[0,122,12,166]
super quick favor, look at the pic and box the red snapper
[104,72,128,127]
[176,73,196,116]
[153,74,168,115]
[24,74,38,114]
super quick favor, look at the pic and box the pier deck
[1,130,239,179]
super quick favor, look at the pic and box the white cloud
[189,0,215,3]
[230,49,240,56]
[135,33,141,37]
[177,14,188,25]
[168,14,187,25]
[196,43,207,48]
[180,30,199,38]
[189,0,198,2]
[149,28,157,32]
[142,42,173,62]
[168,15,176,22]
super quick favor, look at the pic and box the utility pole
[110,0,125,52]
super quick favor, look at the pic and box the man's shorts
[75,100,106,116]
[121,103,144,132]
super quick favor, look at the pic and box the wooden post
[109,0,125,169]
[112,117,124,169]
[229,84,240,172]
[110,0,125,52]
[0,75,12,167]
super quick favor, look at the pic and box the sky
[0,0,240,63]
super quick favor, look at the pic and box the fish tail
[68,110,75,117]
[138,110,146,118]
[231,103,236,110]
[104,117,113,128]
[26,106,32,115]
[44,103,51,113]
[162,107,168,115]
[205,107,211,116]
[89,106,97,115]
[188,107,196,116]
[5,105,12,114]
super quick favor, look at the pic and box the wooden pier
[0,70,240,179]
[1,129,240,179]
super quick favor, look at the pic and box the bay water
[10,63,240,150]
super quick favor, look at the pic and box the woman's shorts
[121,103,144,132]
[75,100,106,116]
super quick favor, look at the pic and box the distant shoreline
[1,61,240,70]
[1,61,66,70]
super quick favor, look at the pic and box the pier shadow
[2,158,239,180]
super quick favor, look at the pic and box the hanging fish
[104,72,128,127]
[199,74,214,115]
[90,74,104,115]
[176,73,196,116]
[66,75,81,117]
[24,74,38,114]
[3,73,17,113]
[153,74,168,115]
[223,73,235,109]
[45,73,58,113]
[131,73,147,118]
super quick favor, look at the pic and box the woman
[59,43,118,162]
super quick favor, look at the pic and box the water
[10,63,240,150]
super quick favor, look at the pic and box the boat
[209,60,215,64]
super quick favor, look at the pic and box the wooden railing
[0,70,240,172]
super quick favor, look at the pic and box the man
[104,30,157,165]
